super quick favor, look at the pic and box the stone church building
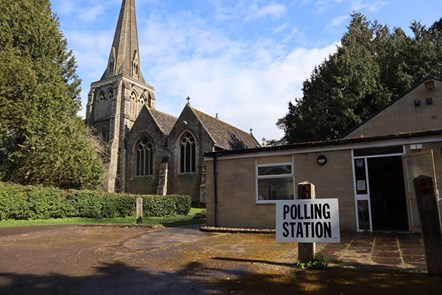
[85,0,259,203]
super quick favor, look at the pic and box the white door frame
[352,147,405,232]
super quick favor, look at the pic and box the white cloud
[328,14,350,30]
[77,4,107,22]
[59,0,339,140]
[248,2,288,19]
[351,0,388,12]
[136,15,337,140]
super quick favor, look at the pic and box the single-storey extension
[204,77,442,232]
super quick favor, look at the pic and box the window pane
[354,159,367,194]
[136,150,141,176]
[180,143,185,173]
[258,177,294,201]
[185,142,191,172]
[357,200,370,230]
[354,146,403,157]
[258,165,291,176]
[140,150,145,175]
[148,150,153,175]
[191,143,196,172]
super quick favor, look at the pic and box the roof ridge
[150,107,178,120]
[145,106,177,135]
[191,107,252,136]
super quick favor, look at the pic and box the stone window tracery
[130,91,137,117]
[108,90,114,114]
[180,132,196,173]
[95,91,107,120]
[136,136,153,176]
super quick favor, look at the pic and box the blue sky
[50,0,442,141]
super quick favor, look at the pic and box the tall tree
[0,0,104,189]
[278,14,442,143]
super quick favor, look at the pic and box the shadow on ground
[1,259,441,295]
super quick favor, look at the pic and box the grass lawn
[0,208,206,227]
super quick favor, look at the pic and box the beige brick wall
[293,151,356,230]
[403,142,442,232]
[206,150,356,231]
[347,79,442,138]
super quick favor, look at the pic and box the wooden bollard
[136,196,143,224]
[297,181,316,262]
[413,175,442,277]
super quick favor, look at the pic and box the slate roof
[148,108,177,135]
[191,107,260,150]
[205,129,442,158]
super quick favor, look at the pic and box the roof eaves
[205,129,442,158]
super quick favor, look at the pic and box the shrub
[296,253,328,270]
[0,182,192,220]
[0,183,30,220]
[25,186,67,219]
[142,195,191,217]
[101,193,135,218]
[66,190,103,218]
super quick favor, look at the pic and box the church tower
[86,0,155,192]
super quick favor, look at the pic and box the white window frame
[255,160,295,204]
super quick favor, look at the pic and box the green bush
[0,182,192,220]
[66,190,103,218]
[100,193,135,218]
[142,195,191,217]
[25,186,68,219]
[296,253,328,270]
[0,183,30,220]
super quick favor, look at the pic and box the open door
[405,150,438,232]
[368,156,408,231]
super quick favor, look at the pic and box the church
[85,0,259,203]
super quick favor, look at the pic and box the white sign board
[276,199,340,243]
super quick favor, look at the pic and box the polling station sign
[276,199,340,243]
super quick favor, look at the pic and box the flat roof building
[204,77,442,232]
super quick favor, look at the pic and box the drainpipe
[213,154,218,227]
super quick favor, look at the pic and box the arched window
[108,90,114,101]
[132,51,139,79]
[180,132,196,173]
[99,91,106,101]
[136,137,153,176]
[95,91,106,120]
[130,91,137,117]
[107,90,114,115]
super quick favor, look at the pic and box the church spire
[101,0,146,84]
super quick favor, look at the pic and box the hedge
[0,182,191,220]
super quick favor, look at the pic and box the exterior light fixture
[317,155,327,166]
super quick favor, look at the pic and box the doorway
[367,156,408,231]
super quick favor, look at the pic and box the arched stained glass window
[136,137,153,176]
[180,132,196,173]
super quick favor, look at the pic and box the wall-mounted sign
[276,199,340,243]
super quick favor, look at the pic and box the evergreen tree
[278,14,442,143]
[0,0,104,189]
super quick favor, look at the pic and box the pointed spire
[101,0,146,84]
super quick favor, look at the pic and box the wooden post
[297,181,316,262]
[136,196,143,224]
[413,175,442,277]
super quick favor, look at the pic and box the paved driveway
[0,225,433,295]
